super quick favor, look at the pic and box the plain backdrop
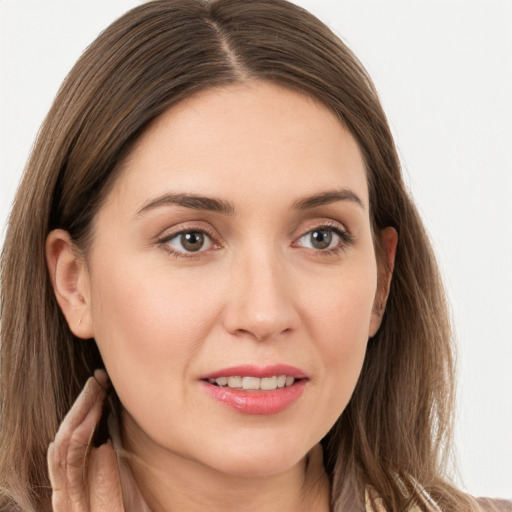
[1,0,511,500]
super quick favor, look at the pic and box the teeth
[242,376,260,390]
[209,375,296,390]
[260,376,277,390]
[227,376,242,388]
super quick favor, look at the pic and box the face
[76,82,392,477]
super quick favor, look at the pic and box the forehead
[109,80,369,213]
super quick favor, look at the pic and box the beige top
[365,484,512,512]
[365,484,442,511]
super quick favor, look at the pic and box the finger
[48,374,109,511]
[88,441,124,512]
[54,372,109,446]
[93,368,110,390]
[48,440,84,512]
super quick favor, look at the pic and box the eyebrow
[136,193,235,217]
[136,188,364,217]
[292,189,364,210]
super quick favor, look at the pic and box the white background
[1,0,510,500]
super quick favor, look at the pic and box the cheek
[299,266,376,426]
[87,260,220,405]
[300,260,376,351]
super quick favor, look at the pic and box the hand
[47,370,124,511]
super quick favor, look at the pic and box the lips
[200,364,308,415]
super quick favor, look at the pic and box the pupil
[182,232,204,251]
[311,229,332,249]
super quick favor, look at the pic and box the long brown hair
[0,0,475,510]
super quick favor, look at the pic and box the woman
[0,0,509,510]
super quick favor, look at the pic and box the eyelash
[157,224,219,259]
[157,221,354,259]
[293,221,354,256]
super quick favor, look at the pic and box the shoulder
[365,483,443,511]
[475,498,512,512]
[365,484,512,512]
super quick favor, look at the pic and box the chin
[197,436,311,478]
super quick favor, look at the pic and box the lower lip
[201,380,307,415]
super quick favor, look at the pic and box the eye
[296,226,347,251]
[165,231,213,254]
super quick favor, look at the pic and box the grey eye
[168,231,212,253]
[298,228,340,250]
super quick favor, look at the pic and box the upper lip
[200,364,307,380]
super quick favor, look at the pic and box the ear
[46,229,94,339]
[369,227,398,338]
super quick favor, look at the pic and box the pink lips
[200,364,308,415]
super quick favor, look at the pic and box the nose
[222,249,300,342]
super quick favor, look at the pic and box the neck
[118,412,330,512]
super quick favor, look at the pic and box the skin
[47,81,397,511]
[47,371,124,512]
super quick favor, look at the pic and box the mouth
[200,365,308,415]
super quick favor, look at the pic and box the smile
[200,365,308,415]
[207,375,296,391]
